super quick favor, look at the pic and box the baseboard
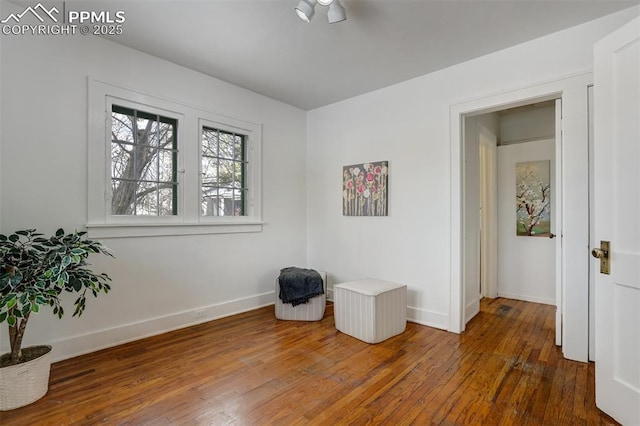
[49,291,275,363]
[465,300,480,322]
[49,290,451,362]
[497,292,555,306]
[406,306,448,330]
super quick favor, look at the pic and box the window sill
[86,221,264,239]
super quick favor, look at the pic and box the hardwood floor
[0,298,618,425]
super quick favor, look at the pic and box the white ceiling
[57,1,640,109]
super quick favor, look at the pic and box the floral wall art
[516,160,551,236]
[343,161,388,216]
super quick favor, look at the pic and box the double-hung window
[200,125,246,217]
[88,79,262,238]
[111,106,178,216]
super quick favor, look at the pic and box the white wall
[497,139,556,304]
[306,7,639,338]
[500,104,556,144]
[0,1,307,360]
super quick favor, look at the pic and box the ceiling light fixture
[295,0,346,24]
[327,0,346,24]
[295,0,316,23]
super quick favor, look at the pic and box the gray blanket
[278,267,323,306]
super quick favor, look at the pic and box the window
[201,126,246,217]
[111,106,178,216]
[88,78,262,238]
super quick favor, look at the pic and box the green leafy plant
[0,229,113,366]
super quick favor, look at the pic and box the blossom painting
[343,161,388,216]
[516,160,551,236]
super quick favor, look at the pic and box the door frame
[449,72,592,362]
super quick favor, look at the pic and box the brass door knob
[591,248,608,259]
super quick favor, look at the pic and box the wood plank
[0,299,619,425]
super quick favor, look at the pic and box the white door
[479,126,498,299]
[554,99,563,347]
[593,16,640,425]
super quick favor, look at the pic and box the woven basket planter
[0,345,52,411]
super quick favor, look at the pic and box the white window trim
[87,77,263,238]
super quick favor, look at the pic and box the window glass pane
[148,120,160,147]
[111,105,177,216]
[201,187,221,216]
[136,116,152,145]
[219,132,234,159]
[112,112,134,143]
[158,122,174,150]
[158,187,175,216]
[235,161,244,184]
[233,189,245,216]
[234,136,243,161]
[218,159,235,186]
[111,142,133,180]
[202,128,218,157]
[141,152,159,183]
[135,181,158,215]
[201,156,219,186]
[158,149,175,183]
[111,179,135,215]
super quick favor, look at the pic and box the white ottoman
[334,278,407,344]
[275,271,327,321]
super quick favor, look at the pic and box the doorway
[463,101,559,326]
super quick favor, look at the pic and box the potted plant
[0,229,113,410]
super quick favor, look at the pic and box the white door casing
[593,16,640,425]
